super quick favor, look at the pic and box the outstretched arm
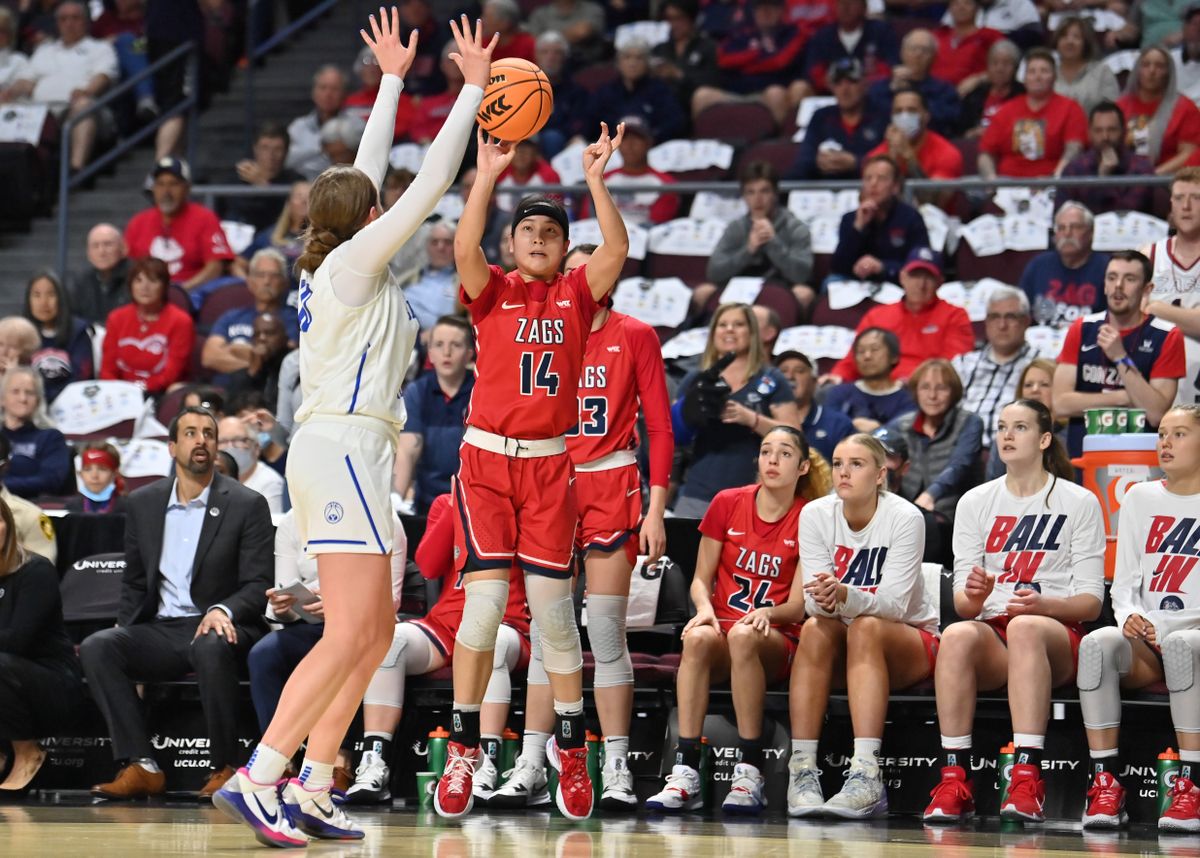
[457,130,516,300]
[353,6,420,190]
[582,122,631,302]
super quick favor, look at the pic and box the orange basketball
[477,58,554,142]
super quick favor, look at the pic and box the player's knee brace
[526,576,582,676]
[455,578,509,652]
[526,620,549,686]
[587,595,633,688]
[1163,630,1200,734]
[1077,626,1131,730]
[483,625,522,704]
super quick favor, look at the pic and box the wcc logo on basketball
[985,514,1066,583]
[477,92,512,124]
[1144,516,1200,597]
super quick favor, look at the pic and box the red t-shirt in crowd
[830,297,976,382]
[867,129,964,180]
[408,91,457,143]
[124,201,234,284]
[931,26,1003,83]
[493,31,536,62]
[980,93,1088,178]
[344,87,416,141]
[1117,93,1200,168]
[99,303,194,393]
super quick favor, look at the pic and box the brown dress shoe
[91,764,166,799]
[333,765,352,793]
[198,765,235,800]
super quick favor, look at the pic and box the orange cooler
[1071,434,1161,580]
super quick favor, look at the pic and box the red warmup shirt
[566,311,673,488]
[699,485,806,635]
[124,201,234,284]
[418,494,530,636]
[867,129,963,180]
[1117,93,1200,168]
[99,303,194,393]
[409,91,457,143]
[344,88,416,141]
[830,296,976,382]
[980,93,1087,178]
[462,264,599,439]
[931,26,1003,82]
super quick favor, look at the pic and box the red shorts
[984,616,1085,672]
[717,618,799,682]
[574,464,642,553]
[409,617,531,667]
[453,444,579,578]
[919,628,940,673]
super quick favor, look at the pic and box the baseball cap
[619,114,653,140]
[829,58,864,84]
[774,349,813,369]
[901,246,943,280]
[151,156,191,183]
[872,426,909,462]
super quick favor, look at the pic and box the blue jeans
[113,32,155,102]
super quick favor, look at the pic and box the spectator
[775,349,854,461]
[393,0,448,97]
[829,154,930,283]
[0,316,38,379]
[65,441,126,514]
[951,286,1040,445]
[652,0,721,110]
[866,29,960,137]
[940,0,1041,46]
[803,0,898,94]
[217,414,284,515]
[3,0,117,173]
[141,0,202,161]
[592,39,686,143]
[1053,251,1184,457]
[408,41,464,144]
[495,138,562,215]
[401,223,459,336]
[979,48,1087,179]
[1105,0,1192,50]
[885,358,984,521]
[239,180,310,285]
[579,115,681,226]
[224,313,292,414]
[93,0,152,125]
[528,0,606,66]
[202,248,297,383]
[285,64,348,180]
[672,303,801,516]
[0,496,82,792]
[99,256,194,394]
[275,347,301,435]
[702,161,814,314]
[482,0,536,62]
[125,157,234,292]
[533,32,588,157]
[0,433,55,563]
[24,270,94,403]
[932,0,1002,94]
[871,423,910,493]
[182,384,225,417]
[343,45,416,142]
[752,304,781,353]
[697,0,748,40]
[823,327,917,430]
[317,112,366,170]
[693,0,805,125]
[70,223,131,324]
[0,366,69,500]
[826,247,975,383]
[788,57,886,181]
[959,38,1023,139]
[218,122,305,232]
[865,88,963,205]
[1171,4,1200,104]
[1118,46,1200,176]
[984,356,1064,479]
[396,316,475,515]
[0,9,30,91]
[1053,16,1119,115]
[79,407,272,799]
[1060,101,1156,216]
[1018,202,1110,329]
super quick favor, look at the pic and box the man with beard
[79,407,273,800]
[1018,202,1109,328]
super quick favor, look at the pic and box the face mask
[257,431,272,448]
[892,110,922,139]
[226,447,256,476]
[81,483,115,503]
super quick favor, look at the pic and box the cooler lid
[1081,433,1158,452]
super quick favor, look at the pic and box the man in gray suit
[80,406,274,800]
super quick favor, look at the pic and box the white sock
[1013,733,1044,749]
[246,743,289,785]
[791,739,819,766]
[364,730,393,742]
[553,698,585,716]
[604,736,629,767]
[853,738,882,765]
[298,759,334,791]
[523,730,551,766]
[940,734,972,749]
[1090,748,1118,758]
[1181,750,1200,763]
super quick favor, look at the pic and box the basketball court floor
[1,798,1194,857]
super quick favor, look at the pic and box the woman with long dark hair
[23,270,94,403]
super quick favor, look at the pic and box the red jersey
[867,129,963,181]
[931,26,1003,83]
[124,201,234,283]
[1117,93,1200,168]
[566,311,674,488]
[699,485,805,633]
[980,93,1087,178]
[462,264,599,439]
[419,494,530,634]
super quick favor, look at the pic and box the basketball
[477,58,554,142]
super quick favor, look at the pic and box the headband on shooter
[511,198,569,239]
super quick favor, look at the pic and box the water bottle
[997,742,1015,801]
[699,736,712,809]
[428,726,450,776]
[586,731,601,802]
[501,727,520,775]
[1158,748,1182,817]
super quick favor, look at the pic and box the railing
[56,42,199,278]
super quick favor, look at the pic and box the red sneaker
[922,766,975,823]
[1000,763,1045,823]
[547,738,593,821]
[1082,771,1127,829]
[1160,776,1200,833]
[434,742,477,819]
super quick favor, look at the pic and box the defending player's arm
[581,123,631,302]
[456,132,516,300]
[682,536,722,634]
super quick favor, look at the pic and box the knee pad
[587,595,633,688]
[1163,631,1200,734]
[455,579,509,652]
[1078,627,1130,730]
[483,625,522,705]
[379,625,410,669]
[526,576,582,676]
[527,620,549,686]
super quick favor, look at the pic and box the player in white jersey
[922,399,1105,824]
[214,12,496,848]
[787,433,939,820]
[1076,405,1200,833]
[1143,168,1200,405]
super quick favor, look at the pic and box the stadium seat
[166,284,195,317]
[196,280,253,334]
[693,102,778,148]
[955,245,1043,284]
[810,292,880,330]
[572,63,618,93]
[735,138,801,178]
[643,252,709,286]
[750,283,801,328]
[155,386,189,427]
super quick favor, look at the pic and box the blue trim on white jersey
[345,454,385,553]
[348,343,370,413]
[307,539,369,546]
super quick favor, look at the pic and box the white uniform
[1112,480,1200,640]
[952,475,1106,621]
[287,75,484,555]
[1149,237,1200,405]
[799,491,939,634]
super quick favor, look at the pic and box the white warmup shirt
[1148,236,1200,405]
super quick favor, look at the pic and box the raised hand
[583,122,625,183]
[474,127,515,177]
[361,6,419,80]
[448,14,499,90]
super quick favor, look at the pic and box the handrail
[57,41,199,278]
